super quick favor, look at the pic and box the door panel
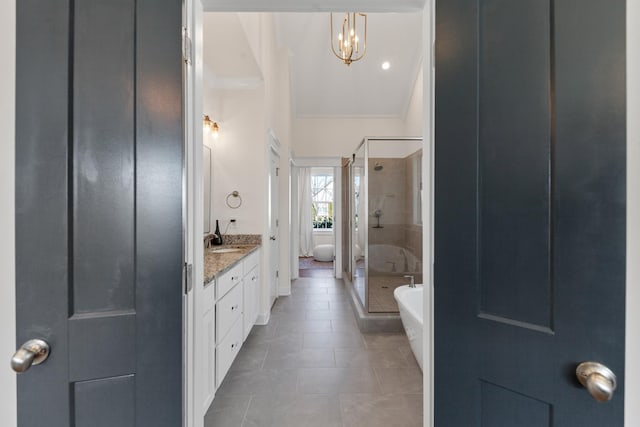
[16,0,183,426]
[73,375,136,427]
[480,381,552,427]
[435,0,626,425]
[479,0,552,329]
[73,0,136,314]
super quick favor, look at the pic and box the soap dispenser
[212,220,223,246]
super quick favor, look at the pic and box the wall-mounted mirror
[203,145,212,234]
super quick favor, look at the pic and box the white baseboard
[203,393,214,415]
[256,312,271,325]
[278,285,291,296]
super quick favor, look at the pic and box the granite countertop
[204,244,260,285]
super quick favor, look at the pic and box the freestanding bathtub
[368,244,421,275]
[393,284,423,371]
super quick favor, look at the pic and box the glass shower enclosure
[346,137,423,313]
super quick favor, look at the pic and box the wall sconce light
[203,115,220,139]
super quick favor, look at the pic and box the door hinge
[276,270,279,278]
[184,263,193,294]
[276,167,280,177]
[276,219,279,227]
[182,27,193,65]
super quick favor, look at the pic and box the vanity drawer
[216,316,243,389]
[243,251,259,276]
[216,281,242,344]
[216,263,242,300]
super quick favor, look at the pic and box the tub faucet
[404,275,415,288]
[400,249,409,272]
[386,261,397,272]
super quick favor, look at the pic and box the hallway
[206,277,423,427]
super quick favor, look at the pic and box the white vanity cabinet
[213,248,261,390]
[202,277,216,410]
[242,251,260,341]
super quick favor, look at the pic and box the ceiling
[203,11,423,118]
[276,12,423,117]
[202,0,426,13]
[203,13,263,90]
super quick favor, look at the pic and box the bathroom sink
[209,248,242,254]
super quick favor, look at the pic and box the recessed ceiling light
[381,61,391,71]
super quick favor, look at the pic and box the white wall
[207,87,266,234]
[403,63,424,137]
[292,117,406,157]
[290,63,423,159]
[205,12,295,309]
[626,0,639,423]
[1,0,16,425]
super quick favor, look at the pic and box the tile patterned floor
[298,268,335,278]
[367,276,410,313]
[206,277,423,427]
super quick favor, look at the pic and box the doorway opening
[191,5,428,427]
[299,167,336,278]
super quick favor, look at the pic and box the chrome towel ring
[226,190,242,209]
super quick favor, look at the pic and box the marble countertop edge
[203,244,261,285]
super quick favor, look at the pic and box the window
[311,173,334,229]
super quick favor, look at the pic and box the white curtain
[298,167,315,256]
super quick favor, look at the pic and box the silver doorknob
[576,361,617,402]
[270,236,276,241]
[11,339,50,373]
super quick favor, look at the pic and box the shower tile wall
[369,158,407,235]
[368,153,423,313]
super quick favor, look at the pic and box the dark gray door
[15,1,183,426]
[435,0,626,425]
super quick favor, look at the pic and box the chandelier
[330,12,367,66]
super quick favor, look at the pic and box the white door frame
[183,0,205,426]
[291,157,344,280]
[423,3,435,425]
[268,130,281,306]
[625,0,640,423]
[1,1,16,425]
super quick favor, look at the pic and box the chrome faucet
[386,261,397,272]
[400,249,409,272]
[404,275,415,288]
